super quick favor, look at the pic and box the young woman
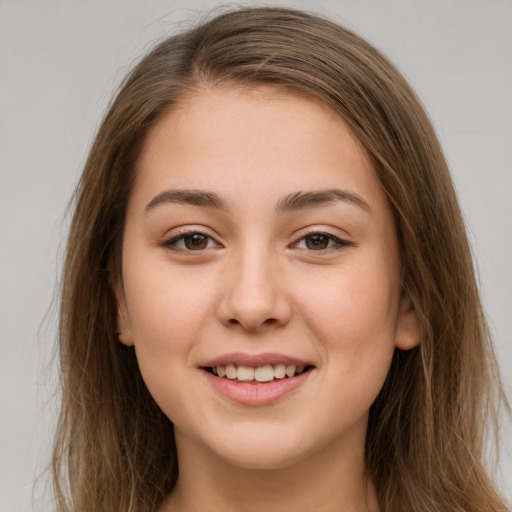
[52,7,509,512]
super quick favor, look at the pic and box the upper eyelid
[291,233,349,248]
[291,226,351,242]
[163,226,218,239]
[168,232,219,243]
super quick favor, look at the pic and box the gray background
[1,0,510,510]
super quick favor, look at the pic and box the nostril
[226,316,279,330]
[229,317,278,325]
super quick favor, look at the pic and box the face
[116,86,420,470]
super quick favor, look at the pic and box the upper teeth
[213,364,306,382]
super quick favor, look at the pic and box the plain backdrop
[0,0,511,510]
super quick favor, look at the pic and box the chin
[219,445,306,471]
[206,425,316,470]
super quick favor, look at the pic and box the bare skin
[116,86,420,512]
[159,424,380,512]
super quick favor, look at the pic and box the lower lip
[202,369,313,405]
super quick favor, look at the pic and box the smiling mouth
[204,363,314,384]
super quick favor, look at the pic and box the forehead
[129,85,397,237]
[133,86,385,206]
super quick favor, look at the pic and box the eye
[293,232,349,251]
[162,231,220,251]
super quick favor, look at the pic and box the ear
[395,294,421,350]
[113,282,134,347]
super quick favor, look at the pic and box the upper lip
[200,352,314,368]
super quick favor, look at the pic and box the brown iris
[184,233,209,250]
[305,234,330,250]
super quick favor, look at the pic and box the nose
[216,243,292,333]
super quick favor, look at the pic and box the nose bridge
[218,236,290,331]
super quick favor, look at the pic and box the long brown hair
[52,7,509,511]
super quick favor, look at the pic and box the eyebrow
[144,189,229,214]
[276,189,371,214]
[144,187,370,215]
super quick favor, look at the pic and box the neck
[159,427,379,512]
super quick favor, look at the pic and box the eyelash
[161,229,352,255]
[291,232,352,252]
[161,230,220,252]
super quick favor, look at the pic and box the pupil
[306,234,328,250]
[185,234,207,250]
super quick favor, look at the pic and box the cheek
[122,261,213,420]
[294,258,399,373]
[125,258,213,345]
[299,257,398,327]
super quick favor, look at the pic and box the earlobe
[395,294,421,350]
[113,282,134,347]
